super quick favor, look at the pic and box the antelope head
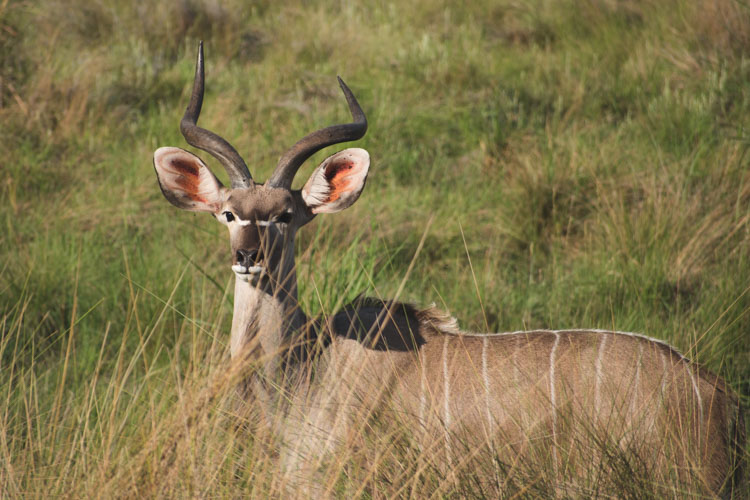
[153,43,369,291]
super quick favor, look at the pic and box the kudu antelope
[153,43,745,496]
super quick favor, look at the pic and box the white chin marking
[232,265,264,281]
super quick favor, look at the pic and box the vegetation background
[1,0,749,496]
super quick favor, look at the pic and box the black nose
[236,249,260,267]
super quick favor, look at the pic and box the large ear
[301,148,370,214]
[153,147,226,212]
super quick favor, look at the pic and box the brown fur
[299,299,745,497]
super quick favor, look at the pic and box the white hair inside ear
[302,148,370,214]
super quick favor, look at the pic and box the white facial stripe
[230,217,271,227]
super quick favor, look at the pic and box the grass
[1,0,749,496]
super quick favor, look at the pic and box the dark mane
[325,296,459,352]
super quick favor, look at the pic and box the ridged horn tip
[267,77,367,188]
[179,41,253,189]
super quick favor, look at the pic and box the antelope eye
[276,212,293,224]
[223,211,235,222]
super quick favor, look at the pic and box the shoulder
[327,297,460,351]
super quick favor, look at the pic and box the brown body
[153,43,745,496]
[265,302,743,496]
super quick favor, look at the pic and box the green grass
[1,0,749,496]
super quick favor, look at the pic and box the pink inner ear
[302,147,369,214]
[324,160,357,203]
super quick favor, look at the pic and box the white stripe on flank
[513,337,520,387]
[594,334,608,415]
[686,364,704,427]
[419,347,426,426]
[482,336,493,436]
[417,346,427,453]
[660,351,669,401]
[631,343,643,420]
[549,333,560,476]
[443,337,452,462]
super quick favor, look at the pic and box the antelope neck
[230,266,308,363]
